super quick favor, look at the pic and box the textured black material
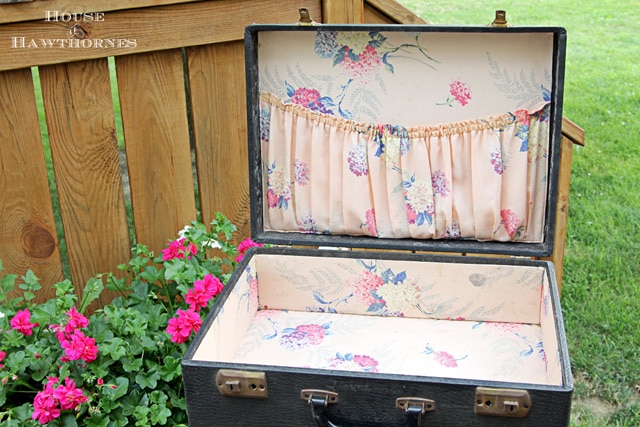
[183,362,572,426]
[245,24,568,258]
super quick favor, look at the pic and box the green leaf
[0,272,17,300]
[121,355,143,373]
[135,368,161,389]
[102,337,127,361]
[79,276,104,314]
[158,355,181,382]
[22,291,35,302]
[101,305,125,330]
[119,389,146,416]
[84,414,109,427]
[86,316,114,343]
[123,311,148,337]
[101,376,129,401]
[140,265,162,283]
[105,274,127,293]
[150,404,172,425]
[53,280,75,298]
[10,403,34,422]
[168,389,187,411]
[29,358,51,382]
[59,413,79,427]
[133,405,150,425]
[19,270,41,292]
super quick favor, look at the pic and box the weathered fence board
[116,49,197,252]
[0,0,322,71]
[187,41,251,235]
[0,0,202,25]
[0,68,64,299]
[38,58,130,304]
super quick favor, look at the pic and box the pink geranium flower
[32,393,60,424]
[63,307,89,335]
[52,378,87,410]
[166,309,202,344]
[185,274,224,311]
[161,238,198,261]
[235,238,263,262]
[10,308,38,336]
[60,330,98,363]
[32,377,60,424]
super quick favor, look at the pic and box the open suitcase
[183,19,572,426]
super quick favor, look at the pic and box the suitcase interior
[191,249,565,388]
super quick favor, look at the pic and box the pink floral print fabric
[230,310,556,385]
[192,253,563,386]
[261,93,550,242]
[256,30,556,243]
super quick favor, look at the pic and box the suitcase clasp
[475,387,531,418]
[216,369,268,399]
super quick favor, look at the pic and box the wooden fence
[0,0,584,305]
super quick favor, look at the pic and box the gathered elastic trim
[260,92,549,138]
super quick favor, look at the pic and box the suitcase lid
[245,24,566,257]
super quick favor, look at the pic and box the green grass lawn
[399,1,640,425]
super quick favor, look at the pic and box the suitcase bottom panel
[229,309,554,385]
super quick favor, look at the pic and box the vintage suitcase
[183,20,572,426]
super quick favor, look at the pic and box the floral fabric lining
[256,30,556,244]
[192,253,564,386]
[232,310,554,385]
[261,93,550,242]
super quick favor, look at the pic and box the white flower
[202,239,222,250]
[178,225,193,239]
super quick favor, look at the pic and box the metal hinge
[490,10,511,27]
[297,8,318,26]
[216,369,268,399]
[475,387,531,418]
[301,389,339,406]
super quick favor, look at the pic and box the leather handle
[307,393,427,427]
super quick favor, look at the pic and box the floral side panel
[230,310,556,385]
[192,256,260,362]
[255,254,545,325]
[539,271,564,385]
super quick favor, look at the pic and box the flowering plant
[0,213,258,426]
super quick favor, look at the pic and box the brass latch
[216,369,268,398]
[475,387,531,418]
